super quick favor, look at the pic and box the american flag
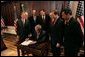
[76,1,84,35]
[14,6,18,31]
[1,17,5,27]
[14,19,18,31]
[66,1,71,8]
[64,1,71,9]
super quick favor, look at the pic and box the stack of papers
[21,40,37,46]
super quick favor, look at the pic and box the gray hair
[35,24,42,30]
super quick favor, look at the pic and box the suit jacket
[16,19,30,38]
[29,16,40,34]
[32,31,49,43]
[63,17,83,48]
[38,14,51,33]
[50,18,64,46]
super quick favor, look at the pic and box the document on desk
[21,40,37,46]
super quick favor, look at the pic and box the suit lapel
[20,19,24,27]
[37,31,43,40]
[33,16,36,23]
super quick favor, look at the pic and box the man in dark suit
[38,9,51,34]
[16,12,31,44]
[61,8,83,56]
[31,24,49,43]
[27,24,49,56]
[49,10,64,56]
[29,10,40,35]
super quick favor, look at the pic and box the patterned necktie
[34,16,36,23]
[42,15,45,23]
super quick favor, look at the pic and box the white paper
[21,40,37,46]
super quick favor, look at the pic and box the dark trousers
[64,47,79,56]
[51,44,61,56]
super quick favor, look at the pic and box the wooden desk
[17,44,27,56]
[17,40,49,56]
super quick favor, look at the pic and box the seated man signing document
[21,24,49,47]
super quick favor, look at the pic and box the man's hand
[56,43,60,48]
[28,34,32,37]
[25,38,29,41]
